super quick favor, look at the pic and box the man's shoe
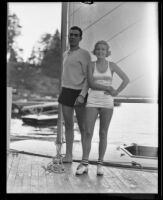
[97,165,104,176]
[76,164,88,175]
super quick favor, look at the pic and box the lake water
[10,103,158,147]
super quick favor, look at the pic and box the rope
[42,105,65,174]
[115,48,138,64]
[42,142,65,174]
[83,2,125,32]
[107,19,143,42]
[69,4,83,17]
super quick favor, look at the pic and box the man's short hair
[70,26,83,38]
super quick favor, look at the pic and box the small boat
[21,102,58,116]
[21,114,58,127]
[119,143,158,169]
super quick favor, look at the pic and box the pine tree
[41,29,61,78]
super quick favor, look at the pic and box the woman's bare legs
[82,107,99,161]
[98,108,113,163]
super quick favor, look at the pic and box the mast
[56,2,68,144]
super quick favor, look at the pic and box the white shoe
[76,164,88,175]
[97,165,104,176]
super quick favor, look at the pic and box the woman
[76,40,130,176]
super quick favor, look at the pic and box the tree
[41,29,62,78]
[27,33,53,65]
[7,11,22,62]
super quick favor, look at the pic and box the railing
[114,97,158,103]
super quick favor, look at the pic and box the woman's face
[95,43,108,59]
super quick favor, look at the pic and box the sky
[8,2,61,61]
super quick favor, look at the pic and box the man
[58,26,91,163]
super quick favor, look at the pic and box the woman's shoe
[62,156,73,163]
[97,165,104,176]
[76,164,88,175]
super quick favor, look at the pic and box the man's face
[68,29,82,47]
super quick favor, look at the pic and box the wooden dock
[7,152,158,193]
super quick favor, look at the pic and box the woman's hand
[110,89,119,96]
[104,86,114,94]
[104,86,119,96]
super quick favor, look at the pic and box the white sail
[67,2,158,99]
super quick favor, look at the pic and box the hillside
[7,62,60,100]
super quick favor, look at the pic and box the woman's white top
[86,61,114,108]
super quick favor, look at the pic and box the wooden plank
[107,167,136,193]
[128,170,157,193]
[60,163,84,193]
[108,167,143,193]
[30,155,40,193]
[88,164,115,193]
[43,158,66,193]
[54,173,73,193]
[69,162,100,193]
[38,157,50,193]
[114,168,157,193]
[102,166,124,193]
[7,153,14,179]
[50,162,74,193]
[68,163,116,193]
[7,153,158,193]
[133,170,158,192]
[40,156,73,193]
[74,164,97,193]
[45,172,58,193]
[139,171,158,186]
[21,154,35,193]
[36,157,47,193]
[87,164,112,193]
[58,167,74,193]
[11,154,26,193]
[7,153,21,193]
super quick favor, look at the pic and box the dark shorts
[58,87,88,107]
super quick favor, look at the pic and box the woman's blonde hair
[92,40,111,57]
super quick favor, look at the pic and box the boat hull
[22,114,58,127]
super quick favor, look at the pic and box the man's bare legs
[62,105,74,162]
[75,106,87,151]
[62,105,87,162]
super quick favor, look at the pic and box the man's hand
[74,95,85,106]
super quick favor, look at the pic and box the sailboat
[57,1,158,167]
